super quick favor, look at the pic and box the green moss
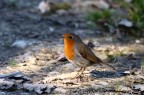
[86,9,113,31]
[7,0,18,9]
[106,51,124,62]
[86,9,111,22]
[114,81,124,92]
[50,3,71,13]
[9,59,17,67]
[87,21,97,29]
[3,41,11,48]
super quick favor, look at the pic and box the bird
[62,33,115,77]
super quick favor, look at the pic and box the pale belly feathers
[69,47,91,67]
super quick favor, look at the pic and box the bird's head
[62,33,81,44]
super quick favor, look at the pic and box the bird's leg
[69,67,83,79]
[76,68,86,81]
[70,67,86,80]
[75,67,83,77]
[81,67,85,75]
[76,67,85,77]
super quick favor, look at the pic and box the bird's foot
[68,74,83,80]
[76,75,84,82]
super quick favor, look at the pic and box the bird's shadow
[90,69,131,78]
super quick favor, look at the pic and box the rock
[119,85,131,92]
[90,70,116,78]
[11,40,28,49]
[81,0,110,9]
[11,40,36,49]
[20,93,30,95]
[0,79,15,90]
[127,75,144,83]
[96,0,110,9]
[34,84,47,94]
[87,41,95,49]
[45,86,55,93]
[23,83,34,92]
[134,84,144,91]
[104,37,113,43]
[135,39,141,44]
[122,94,132,95]
[54,87,67,94]
[38,0,50,14]
[0,92,6,95]
[91,84,103,90]
[97,81,109,86]
[121,71,131,76]
[23,83,56,94]
[49,27,55,32]
[119,19,133,27]
[56,53,67,62]
[13,73,24,78]
[15,80,24,84]
[48,71,60,76]
[8,72,31,82]
[132,69,142,75]
[94,93,101,95]
[0,72,22,78]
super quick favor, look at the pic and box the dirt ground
[0,0,144,95]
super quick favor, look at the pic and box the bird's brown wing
[76,42,103,64]
[76,42,116,70]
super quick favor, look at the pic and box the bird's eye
[68,35,73,39]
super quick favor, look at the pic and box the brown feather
[76,43,102,63]
[75,40,116,70]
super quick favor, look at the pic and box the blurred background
[0,0,144,95]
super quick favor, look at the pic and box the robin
[63,33,115,77]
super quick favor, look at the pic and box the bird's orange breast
[64,39,75,60]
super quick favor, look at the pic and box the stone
[20,93,30,95]
[0,79,15,90]
[38,0,50,14]
[54,87,67,94]
[134,84,144,91]
[23,83,55,94]
[119,19,133,27]
[11,40,28,49]
[119,85,131,92]
[11,40,36,49]
[0,92,6,95]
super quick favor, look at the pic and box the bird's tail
[100,61,116,70]
[95,56,116,70]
